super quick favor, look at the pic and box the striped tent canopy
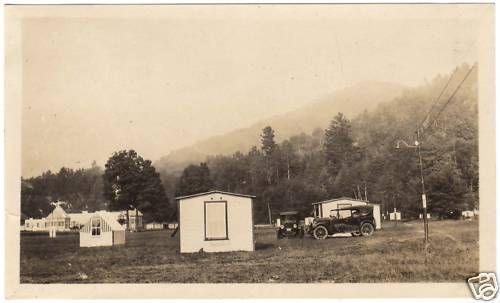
[80,212,125,233]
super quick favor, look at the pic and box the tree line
[21,63,478,224]
[171,63,478,222]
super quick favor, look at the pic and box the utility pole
[267,203,272,225]
[396,132,430,248]
[392,193,398,227]
[416,129,429,246]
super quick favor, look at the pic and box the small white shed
[176,190,255,253]
[79,212,126,247]
[312,197,381,230]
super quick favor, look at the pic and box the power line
[418,67,458,130]
[420,63,477,136]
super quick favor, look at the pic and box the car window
[352,209,360,218]
[360,209,371,216]
[329,210,339,219]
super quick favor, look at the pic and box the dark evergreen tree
[176,163,214,196]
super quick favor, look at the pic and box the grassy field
[20,220,478,283]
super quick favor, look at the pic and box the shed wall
[372,204,381,230]
[179,193,254,253]
[113,230,126,245]
[80,231,113,247]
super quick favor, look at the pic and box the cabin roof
[176,190,256,200]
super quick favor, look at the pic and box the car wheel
[360,223,374,237]
[313,225,328,240]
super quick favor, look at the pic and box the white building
[390,211,402,220]
[24,218,47,231]
[124,209,143,231]
[79,211,126,247]
[177,190,255,253]
[22,204,143,232]
[46,203,71,231]
[312,197,381,230]
[145,222,165,230]
[167,222,179,230]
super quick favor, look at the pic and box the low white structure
[167,222,179,230]
[390,211,402,221]
[177,190,255,253]
[80,212,126,247]
[145,222,165,230]
[462,210,474,220]
[22,204,143,232]
[418,213,430,219]
[312,197,381,230]
[24,218,47,231]
[125,209,143,231]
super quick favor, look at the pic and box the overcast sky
[20,5,480,177]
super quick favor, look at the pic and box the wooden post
[135,208,138,231]
[364,183,368,201]
[267,203,272,225]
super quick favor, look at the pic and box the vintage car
[277,211,305,239]
[311,205,376,240]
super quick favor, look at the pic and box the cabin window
[204,201,228,240]
[91,218,101,236]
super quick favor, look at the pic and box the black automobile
[311,205,376,240]
[277,211,305,239]
[441,208,462,220]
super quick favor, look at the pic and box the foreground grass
[20,220,478,283]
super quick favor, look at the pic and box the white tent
[177,190,255,253]
[79,212,126,247]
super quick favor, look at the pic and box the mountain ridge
[155,80,407,173]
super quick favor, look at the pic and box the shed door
[204,201,228,240]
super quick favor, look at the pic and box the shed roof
[176,190,256,200]
[81,211,125,231]
[312,197,369,205]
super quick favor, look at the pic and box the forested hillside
[170,63,478,222]
[21,64,477,224]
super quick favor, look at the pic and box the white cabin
[312,197,381,230]
[79,212,126,247]
[177,190,255,253]
[46,203,71,231]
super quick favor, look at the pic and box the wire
[418,67,458,130]
[420,63,477,136]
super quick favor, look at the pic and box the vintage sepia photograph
[4,3,496,299]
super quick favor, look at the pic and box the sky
[19,5,481,177]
